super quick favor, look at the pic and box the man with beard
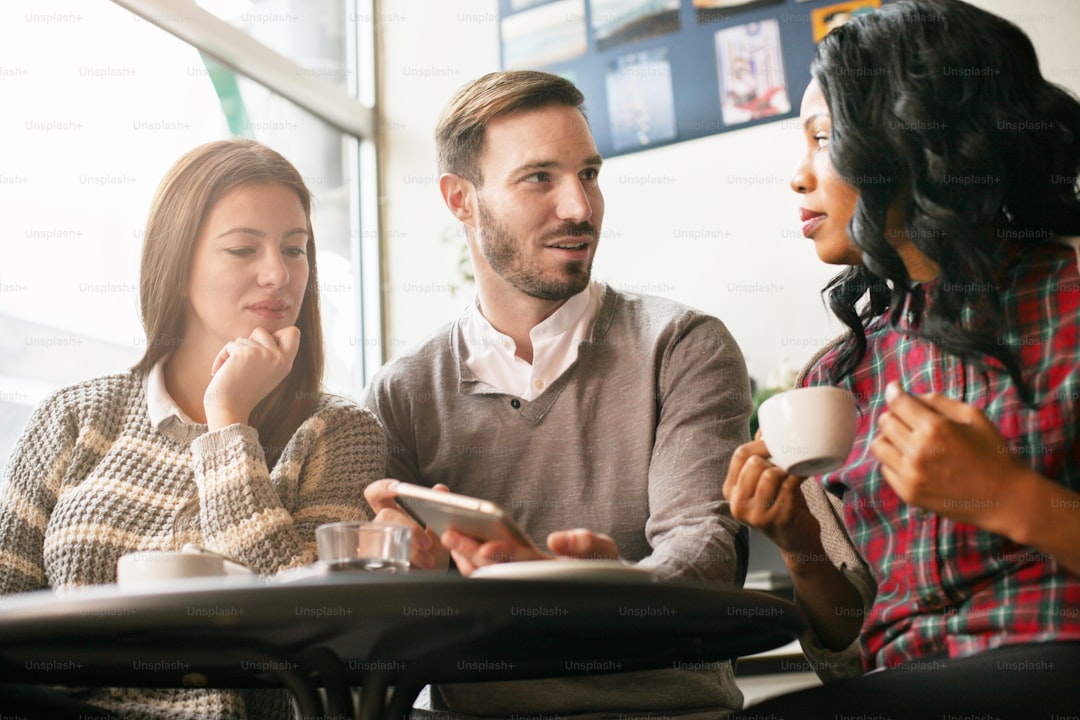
[362,70,752,718]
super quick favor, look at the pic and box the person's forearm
[993,468,1080,577]
[784,543,866,651]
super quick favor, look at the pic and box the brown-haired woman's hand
[203,326,300,430]
[723,438,822,563]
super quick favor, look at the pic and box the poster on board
[605,47,678,152]
[715,19,791,126]
[590,0,682,51]
[501,0,588,68]
[810,0,880,42]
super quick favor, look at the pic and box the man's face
[468,104,604,302]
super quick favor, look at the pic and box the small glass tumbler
[315,521,411,573]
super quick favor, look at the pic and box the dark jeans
[735,641,1080,720]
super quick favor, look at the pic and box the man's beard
[476,199,597,301]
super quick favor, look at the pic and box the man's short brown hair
[435,70,586,185]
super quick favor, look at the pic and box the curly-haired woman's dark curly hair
[812,0,1080,400]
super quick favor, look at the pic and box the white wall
[375,0,1080,387]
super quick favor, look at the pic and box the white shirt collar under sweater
[460,281,604,400]
[146,358,202,439]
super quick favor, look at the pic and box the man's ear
[440,173,476,226]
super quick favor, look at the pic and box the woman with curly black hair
[725,0,1080,716]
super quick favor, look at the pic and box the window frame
[110,0,383,384]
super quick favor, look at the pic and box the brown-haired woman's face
[183,183,309,350]
[789,79,863,267]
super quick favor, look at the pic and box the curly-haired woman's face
[790,80,863,267]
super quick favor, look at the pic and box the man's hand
[363,479,449,570]
[443,528,620,576]
[547,529,619,560]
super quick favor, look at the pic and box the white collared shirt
[460,281,604,400]
[145,358,205,442]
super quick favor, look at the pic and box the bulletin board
[498,0,889,158]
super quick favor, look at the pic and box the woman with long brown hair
[0,138,385,718]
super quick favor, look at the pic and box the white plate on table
[471,559,657,582]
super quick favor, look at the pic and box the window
[0,0,377,461]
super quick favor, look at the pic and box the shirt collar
[463,282,601,351]
[458,282,604,399]
[528,283,595,341]
[146,357,199,429]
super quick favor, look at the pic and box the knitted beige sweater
[0,370,386,719]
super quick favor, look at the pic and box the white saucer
[470,559,657,582]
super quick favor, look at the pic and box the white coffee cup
[757,386,857,476]
[116,551,226,586]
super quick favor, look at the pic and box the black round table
[0,571,806,719]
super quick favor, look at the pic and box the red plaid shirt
[804,238,1080,670]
